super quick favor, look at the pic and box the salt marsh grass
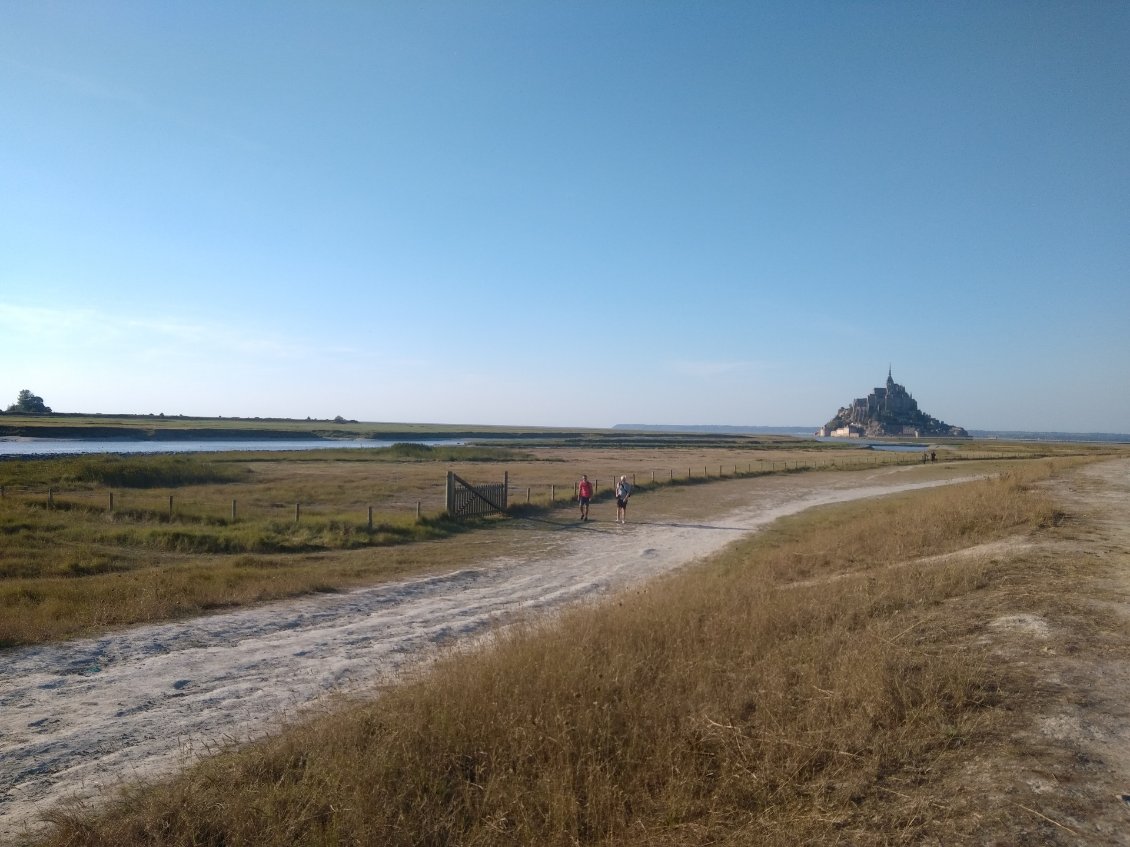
[0,441,1111,650]
[30,463,1069,846]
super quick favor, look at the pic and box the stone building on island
[817,369,968,438]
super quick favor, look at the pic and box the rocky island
[817,369,968,438]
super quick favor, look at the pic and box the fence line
[0,451,1019,527]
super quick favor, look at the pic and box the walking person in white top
[614,475,632,524]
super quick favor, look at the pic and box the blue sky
[2,2,1127,432]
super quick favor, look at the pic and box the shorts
[616,497,628,509]
[579,497,590,505]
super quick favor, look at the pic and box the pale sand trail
[0,467,980,841]
[977,457,1130,844]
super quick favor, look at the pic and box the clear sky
[2,2,1127,432]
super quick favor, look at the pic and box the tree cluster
[5,389,52,415]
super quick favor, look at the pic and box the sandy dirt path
[0,467,982,840]
[972,458,1130,844]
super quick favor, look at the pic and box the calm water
[0,439,454,457]
[813,437,927,452]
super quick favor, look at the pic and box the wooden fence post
[108,492,114,513]
[169,495,174,517]
[231,499,237,521]
[48,488,53,508]
[416,501,421,521]
[551,484,555,502]
[295,503,300,523]
[368,505,373,530]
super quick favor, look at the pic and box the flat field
[3,435,1129,846]
[0,434,1101,648]
[1,449,1127,845]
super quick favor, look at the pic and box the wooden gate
[445,471,508,518]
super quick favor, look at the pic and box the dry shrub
[34,467,1063,847]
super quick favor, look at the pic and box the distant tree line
[4,389,52,415]
[0,391,362,420]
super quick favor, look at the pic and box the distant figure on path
[615,475,632,524]
[578,474,593,521]
[930,450,937,463]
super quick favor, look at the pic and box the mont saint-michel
[817,369,968,438]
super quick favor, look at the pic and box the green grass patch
[0,454,248,488]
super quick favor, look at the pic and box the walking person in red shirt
[578,474,593,521]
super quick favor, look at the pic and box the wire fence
[0,449,1001,527]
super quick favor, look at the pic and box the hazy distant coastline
[614,425,816,437]
[966,430,1130,444]
[614,424,1130,444]
[1,417,1126,445]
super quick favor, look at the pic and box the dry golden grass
[1,442,964,648]
[27,460,1081,847]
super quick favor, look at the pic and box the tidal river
[0,438,452,457]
